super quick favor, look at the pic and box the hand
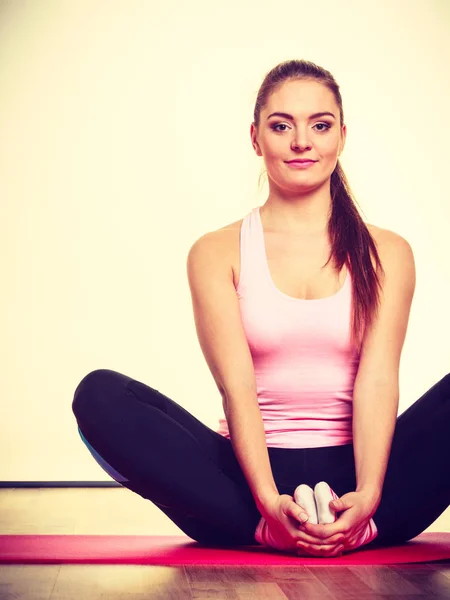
[296,490,378,557]
[261,494,310,551]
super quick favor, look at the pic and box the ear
[338,123,347,156]
[250,122,262,156]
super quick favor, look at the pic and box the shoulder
[366,223,415,291]
[187,219,243,288]
[191,218,242,257]
[376,224,414,258]
[367,222,410,247]
[191,218,242,242]
[187,222,238,274]
[366,222,414,259]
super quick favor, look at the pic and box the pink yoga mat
[0,533,449,565]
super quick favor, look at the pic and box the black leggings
[72,369,450,548]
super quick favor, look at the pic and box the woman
[72,59,450,557]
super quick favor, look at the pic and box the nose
[291,129,312,151]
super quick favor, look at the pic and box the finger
[298,512,351,540]
[287,502,309,525]
[318,543,345,558]
[296,541,344,558]
[344,532,363,549]
[301,520,345,539]
[297,542,344,558]
[297,531,345,546]
[326,544,345,558]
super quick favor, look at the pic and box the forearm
[352,382,399,505]
[223,391,279,515]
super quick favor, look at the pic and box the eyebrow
[266,111,336,121]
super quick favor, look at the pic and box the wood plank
[0,564,60,600]
[188,581,286,599]
[250,566,335,599]
[383,564,450,597]
[185,565,261,584]
[185,565,322,599]
[429,563,450,580]
[348,565,422,594]
[305,566,381,598]
[189,585,238,599]
[51,565,192,599]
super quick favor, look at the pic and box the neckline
[255,206,349,303]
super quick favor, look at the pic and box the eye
[270,122,331,132]
[270,123,288,132]
[314,123,331,132]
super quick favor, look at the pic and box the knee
[440,372,450,397]
[72,369,117,418]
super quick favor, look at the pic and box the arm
[186,232,279,515]
[224,388,280,513]
[296,231,417,552]
[352,231,416,506]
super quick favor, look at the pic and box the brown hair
[253,59,384,352]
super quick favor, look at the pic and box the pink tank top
[216,206,360,448]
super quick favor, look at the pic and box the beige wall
[1,0,449,481]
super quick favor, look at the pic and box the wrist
[255,491,280,516]
[356,486,382,509]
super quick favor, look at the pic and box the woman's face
[251,79,346,192]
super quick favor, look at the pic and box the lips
[286,160,316,164]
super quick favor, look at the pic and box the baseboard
[0,481,122,488]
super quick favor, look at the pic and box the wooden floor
[0,488,450,599]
